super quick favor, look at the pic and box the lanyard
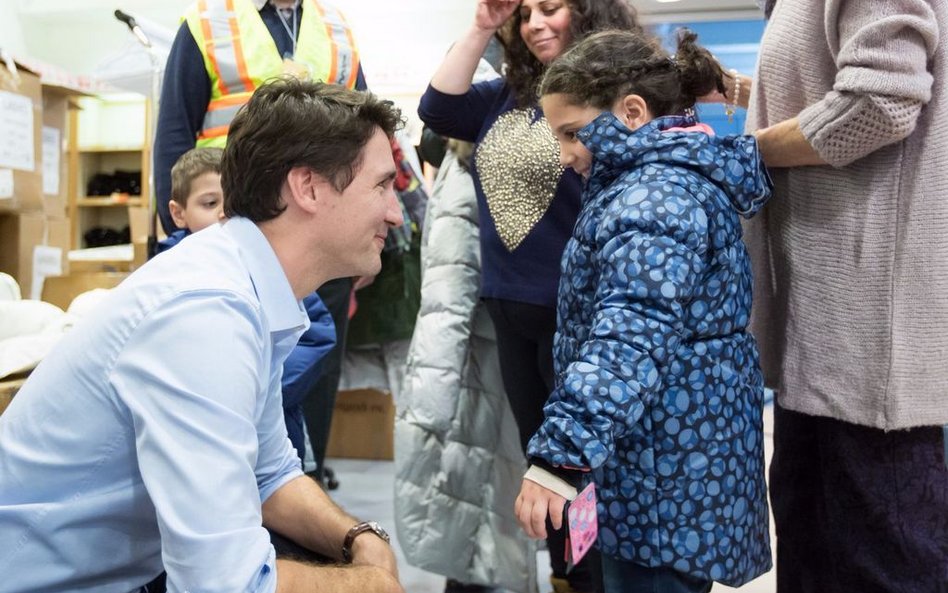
[274,1,300,58]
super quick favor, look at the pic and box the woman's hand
[474,0,520,32]
[515,478,568,539]
[699,71,752,110]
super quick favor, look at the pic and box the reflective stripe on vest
[185,0,360,146]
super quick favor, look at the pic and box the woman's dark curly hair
[498,0,642,108]
[539,29,727,117]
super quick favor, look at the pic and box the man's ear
[618,94,652,130]
[169,199,188,229]
[285,166,322,214]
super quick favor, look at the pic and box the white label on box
[42,126,61,196]
[31,245,63,300]
[0,168,12,199]
[0,90,35,171]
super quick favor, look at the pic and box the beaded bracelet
[726,68,741,123]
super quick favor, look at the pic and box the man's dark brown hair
[222,77,403,222]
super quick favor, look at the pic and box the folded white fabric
[0,300,70,379]
[0,273,21,302]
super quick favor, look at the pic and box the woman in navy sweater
[418,1,641,591]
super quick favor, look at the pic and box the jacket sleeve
[153,22,212,235]
[798,0,938,167]
[417,79,505,143]
[280,293,336,409]
[527,182,707,471]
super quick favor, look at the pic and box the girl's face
[541,93,600,178]
[519,0,573,65]
[542,92,653,179]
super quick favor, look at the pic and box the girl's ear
[617,94,652,130]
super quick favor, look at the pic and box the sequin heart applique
[475,108,565,251]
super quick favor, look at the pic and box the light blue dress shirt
[0,217,309,593]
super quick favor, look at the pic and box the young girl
[514,30,773,593]
[420,2,643,591]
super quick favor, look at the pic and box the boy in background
[158,147,225,253]
[158,146,335,466]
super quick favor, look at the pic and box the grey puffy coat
[394,150,535,592]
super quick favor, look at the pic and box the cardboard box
[0,212,71,297]
[0,59,43,214]
[0,211,45,292]
[325,389,395,460]
[40,87,74,219]
[40,271,128,311]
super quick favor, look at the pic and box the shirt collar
[222,217,308,335]
[255,0,300,10]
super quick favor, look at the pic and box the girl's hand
[474,0,520,33]
[515,478,568,539]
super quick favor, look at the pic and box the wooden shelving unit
[67,94,151,250]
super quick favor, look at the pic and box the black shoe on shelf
[444,579,503,593]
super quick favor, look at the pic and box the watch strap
[341,520,390,563]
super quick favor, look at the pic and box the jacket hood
[576,113,772,217]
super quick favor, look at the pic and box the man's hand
[514,478,568,539]
[351,531,399,580]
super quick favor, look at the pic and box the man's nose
[386,189,404,227]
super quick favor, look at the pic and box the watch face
[368,521,391,542]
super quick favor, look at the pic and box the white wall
[0,0,27,56]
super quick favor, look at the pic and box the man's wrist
[341,520,390,563]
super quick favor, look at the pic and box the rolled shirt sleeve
[798,0,938,167]
[110,290,301,593]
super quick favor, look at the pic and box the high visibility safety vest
[185,0,361,147]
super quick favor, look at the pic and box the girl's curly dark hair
[538,29,727,117]
[497,0,642,108]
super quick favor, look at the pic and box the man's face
[319,128,402,278]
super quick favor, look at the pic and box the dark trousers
[600,554,712,593]
[484,298,603,593]
[302,277,352,478]
[770,404,948,593]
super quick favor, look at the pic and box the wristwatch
[341,520,390,563]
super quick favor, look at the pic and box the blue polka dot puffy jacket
[527,113,773,586]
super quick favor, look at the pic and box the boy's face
[169,172,225,232]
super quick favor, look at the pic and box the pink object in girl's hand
[566,481,598,570]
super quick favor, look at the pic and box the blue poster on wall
[651,20,767,136]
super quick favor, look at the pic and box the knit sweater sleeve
[798,0,938,167]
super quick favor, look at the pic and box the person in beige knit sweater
[726,0,948,591]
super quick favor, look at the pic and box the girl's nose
[559,149,572,169]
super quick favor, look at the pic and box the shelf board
[77,195,143,207]
[77,146,145,153]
